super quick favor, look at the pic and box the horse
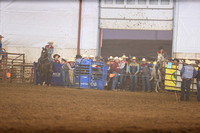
[150,54,164,92]
[36,47,53,86]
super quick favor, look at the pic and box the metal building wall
[173,0,200,59]
[0,0,99,63]
[100,0,174,30]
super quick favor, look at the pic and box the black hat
[61,58,67,62]
[53,54,60,58]
[75,54,82,59]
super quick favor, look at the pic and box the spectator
[128,57,139,92]
[53,54,60,64]
[61,58,73,88]
[0,35,4,62]
[112,57,120,90]
[180,60,197,101]
[119,55,129,90]
[89,55,95,61]
[195,61,200,102]
[140,58,151,92]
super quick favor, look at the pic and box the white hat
[185,60,192,65]
[48,40,54,44]
[114,57,119,61]
[142,58,146,62]
[132,56,136,60]
[70,58,75,62]
[122,55,128,59]
[196,57,200,60]
[108,56,114,60]
[119,57,123,61]
[82,55,87,58]
[89,55,95,58]
[184,57,188,60]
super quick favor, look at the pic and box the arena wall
[0,0,99,63]
[173,0,200,59]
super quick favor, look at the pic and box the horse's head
[41,47,48,58]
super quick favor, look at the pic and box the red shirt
[45,45,54,49]
[112,62,120,73]
[157,50,166,54]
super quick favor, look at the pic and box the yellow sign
[165,64,180,91]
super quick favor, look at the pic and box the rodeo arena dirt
[1,43,200,133]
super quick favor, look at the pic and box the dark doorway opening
[101,29,172,60]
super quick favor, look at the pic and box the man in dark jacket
[140,58,151,92]
[61,58,73,88]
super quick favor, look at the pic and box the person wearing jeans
[111,57,120,90]
[195,61,200,101]
[128,57,139,92]
[180,60,197,101]
[119,55,128,90]
[140,58,151,92]
[61,58,73,88]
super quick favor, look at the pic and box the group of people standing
[106,55,155,92]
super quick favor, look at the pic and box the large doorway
[101,29,172,59]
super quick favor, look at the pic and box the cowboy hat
[114,57,119,61]
[132,56,136,60]
[70,58,75,62]
[53,54,60,58]
[61,58,67,62]
[108,56,114,60]
[185,60,192,65]
[0,35,4,38]
[196,57,200,60]
[48,40,54,44]
[142,58,146,62]
[89,55,95,58]
[82,54,87,58]
[119,57,123,61]
[122,55,128,59]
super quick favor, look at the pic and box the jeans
[130,74,138,92]
[61,69,72,87]
[180,78,192,101]
[197,79,200,102]
[142,74,150,92]
[112,72,119,90]
[119,70,126,90]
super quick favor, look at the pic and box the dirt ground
[0,83,200,133]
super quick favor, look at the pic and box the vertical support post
[77,0,82,55]
[98,28,102,56]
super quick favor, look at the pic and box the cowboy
[0,35,4,62]
[111,57,120,90]
[140,58,151,92]
[89,55,95,61]
[195,58,200,102]
[61,58,73,88]
[0,35,3,50]
[106,56,114,72]
[157,47,167,58]
[119,55,128,90]
[180,60,197,101]
[75,55,82,64]
[45,40,54,63]
[82,55,88,60]
[128,57,139,92]
[53,54,60,64]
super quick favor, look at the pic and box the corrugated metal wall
[100,0,174,30]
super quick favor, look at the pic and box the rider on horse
[45,40,54,64]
